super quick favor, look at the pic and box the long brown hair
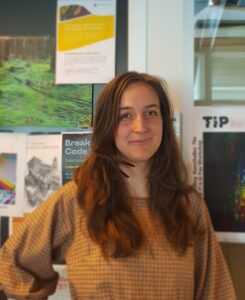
[74,71,199,257]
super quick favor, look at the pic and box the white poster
[190,107,245,243]
[24,134,62,212]
[0,133,26,217]
[50,265,71,300]
[56,0,116,84]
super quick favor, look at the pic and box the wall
[128,0,186,113]
[128,0,245,299]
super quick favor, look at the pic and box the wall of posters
[0,1,127,298]
[56,0,116,84]
[0,131,92,217]
[190,107,245,243]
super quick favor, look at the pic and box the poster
[0,36,93,129]
[56,0,116,84]
[24,134,62,212]
[50,265,71,300]
[190,107,245,243]
[0,133,26,216]
[62,130,92,184]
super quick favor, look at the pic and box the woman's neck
[120,162,150,198]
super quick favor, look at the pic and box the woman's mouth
[129,138,152,145]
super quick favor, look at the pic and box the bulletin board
[0,0,128,242]
[0,1,128,297]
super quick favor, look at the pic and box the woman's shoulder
[20,180,80,228]
[186,189,206,218]
[186,189,212,230]
[40,180,79,214]
[187,188,202,206]
[54,180,78,201]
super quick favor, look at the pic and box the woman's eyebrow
[119,104,160,111]
[119,106,132,111]
[144,104,160,109]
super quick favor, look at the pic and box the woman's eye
[120,112,132,120]
[146,110,157,117]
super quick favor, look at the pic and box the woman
[0,72,236,299]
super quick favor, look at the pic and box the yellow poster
[56,0,116,84]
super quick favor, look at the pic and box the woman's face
[114,82,163,167]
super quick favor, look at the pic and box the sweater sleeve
[0,181,77,300]
[193,195,237,300]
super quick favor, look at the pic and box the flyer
[56,0,116,84]
[50,265,71,300]
[62,130,92,184]
[0,133,26,216]
[24,134,62,212]
[190,107,245,243]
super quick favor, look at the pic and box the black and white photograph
[24,134,62,212]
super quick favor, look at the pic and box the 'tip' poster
[190,107,245,243]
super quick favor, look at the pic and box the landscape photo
[0,36,93,129]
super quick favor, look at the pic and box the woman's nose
[133,115,147,132]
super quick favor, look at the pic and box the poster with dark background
[204,132,245,233]
[62,131,92,184]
